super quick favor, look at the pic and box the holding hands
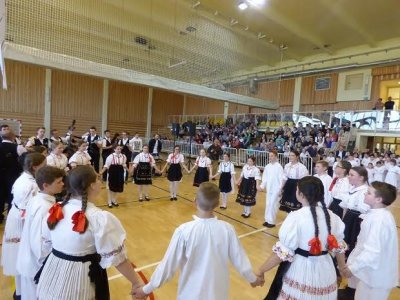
[251,271,265,288]
[131,285,148,300]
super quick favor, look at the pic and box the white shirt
[102,137,112,148]
[217,161,236,174]
[46,153,68,171]
[16,193,55,277]
[260,162,284,192]
[384,164,400,188]
[12,172,39,210]
[167,153,185,164]
[240,165,261,180]
[329,176,351,202]
[69,151,91,167]
[104,153,127,169]
[129,137,143,153]
[326,156,335,167]
[347,208,398,289]
[366,168,375,183]
[133,152,156,166]
[373,166,386,182]
[314,173,333,207]
[361,157,371,167]
[339,184,369,213]
[195,156,211,168]
[142,216,257,299]
[348,159,359,167]
[283,162,309,180]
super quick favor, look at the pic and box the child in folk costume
[130,145,161,201]
[340,182,398,300]
[101,130,114,182]
[236,156,261,218]
[279,150,309,213]
[36,166,144,300]
[46,141,69,171]
[366,162,375,184]
[134,183,264,300]
[1,153,46,299]
[314,160,333,207]
[211,153,236,209]
[99,145,128,208]
[256,176,347,300]
[373,160,385,182]
[118,131,132,162]
[161,146,189,201]
[189,148,212,187]
[328,160,352,218]
[16,166,65,300]
[339,167,369,257]
[258,150,284,228]
[68,141,92,168]
[384,158,400,189]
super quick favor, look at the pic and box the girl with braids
[279,150,309,213]
[1,152,46,299]
[256,176,347,300]
[36,166,144,300]
[339,166,369,257]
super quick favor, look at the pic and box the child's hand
[339,265,353,278]
[250,273,265,287]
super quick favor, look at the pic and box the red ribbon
[308,237,322,255]
[327,234,339,251]
[71,211,86,233]
[48,203,64,224]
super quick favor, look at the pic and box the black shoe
[139,198,143,202]
[108,204,113,208]
[173,197,178,201]
[145,196,150,201]
[241,213,246,217]
[112,202,119,207]
[170,197,174,201]
[13,291,21,300]
[243,214,251,218]
[338,287,355,300]
[263,222,276,228]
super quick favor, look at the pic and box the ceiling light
[248,0,265,7]
[244,26,249,31]
[230,18,239,26]
[257,32,266,39]
[238,2,249,10]
[192,1,200,8]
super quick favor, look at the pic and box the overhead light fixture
[248,0,265,7]
[257,32,266,39]
[238,2,249,10]
[268,38,274,43]
[192,1,200,8]
[230,18,239,26]
[244,26,249,31]
[279,44,288,50]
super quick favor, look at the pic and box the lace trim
[331,240,348,254]
[279,290,299,300]
[99,244,124,259]
[282,277,337,296]
[272,242,294,262]
[5,237,20,243]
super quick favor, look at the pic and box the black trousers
[90,152,100,173]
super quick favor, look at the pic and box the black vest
[34,138,49,148]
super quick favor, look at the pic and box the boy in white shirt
[134,182,264,300]
[313,160,333,207]
[340,182,398,300]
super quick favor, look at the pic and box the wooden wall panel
[372,64,400,76]
[51,70,103,136]
[151,89,183,136]
[0,60,45,138]
[185,96,224,115]
[300,74,338,105]
[108,81,148,135]
[228,103,250,114]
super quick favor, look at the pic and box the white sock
[173,182,179,197]
[221,193,227,207]
[15,275,21,295]
[169,182,174,198]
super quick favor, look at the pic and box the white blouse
[314,173,333,207]
[283,162,309,180]
[69,151,91,167]
[12,172,39,210]
[104,153,127,169]
[47,153,68,171]
[217,161,236,174]
[167,153,185,164]
[329,176,351,202]
[132,152,156,166]
[240,165,261,180]
[195,156,211,168]
[339,184,369,213]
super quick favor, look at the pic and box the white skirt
[36,253,95,300]
[278,254,337,300]
[1,205,24,275]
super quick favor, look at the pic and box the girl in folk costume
[46,141,69,171]
[211,153,236,209]
[279,150,309,213]
[236,156,261,218]
[101,130,114,182]
[339,167,369,257]
[16,166,65,300]
[68,141,92,168]
[384,158,400,189]
[161,146,189,201]
[189,148,212,187]
[130,145,161,201]
[328,160,352,218]
[99,145,128,208]
[36,166,144,300]
[314,160,333,207]
[1,153,46,299]
[259,150,284,228]
[256,176,347,300]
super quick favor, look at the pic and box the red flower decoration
[308,237,322,255]
[71,211,86,233]
[327,234,339,251]
[48,203,64,224]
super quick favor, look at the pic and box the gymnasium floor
[1,166,400,299]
